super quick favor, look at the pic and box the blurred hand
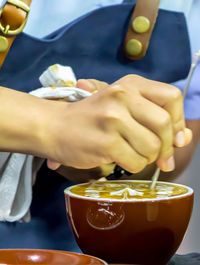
[46,75,192,173]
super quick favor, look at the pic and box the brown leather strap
[0,0,32,67]
[124,0,160,60]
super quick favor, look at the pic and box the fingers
[110,137,148,173]
[127,95,174,163]
[110,75,192,171]
[47,75,192,175]
[77,79,108,92]
[115,108,161,164]
[103,83,174,171]
[122,99,174,172]
[99,163,116,177]
[47,159,61,170]
[115,75,192,147]
[138,77,189,147]
[184,127,193,145]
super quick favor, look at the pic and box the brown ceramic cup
[64,180,193,265]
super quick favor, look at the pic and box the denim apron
[0,2,195,264]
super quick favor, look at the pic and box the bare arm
[0,86,52,157]
[0,77,194,183]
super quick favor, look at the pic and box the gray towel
[0,153,42,222]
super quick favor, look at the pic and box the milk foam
[66,181,192,201]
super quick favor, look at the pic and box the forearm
[0,86,54,157]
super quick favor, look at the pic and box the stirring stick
[150,50,200,190]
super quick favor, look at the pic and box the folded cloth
[0,64,90,222]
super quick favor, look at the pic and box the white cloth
[0,65,90,222]
[0,153,42,222]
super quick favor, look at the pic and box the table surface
[108,253,200,265]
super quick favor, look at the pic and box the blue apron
[0,1,193,262]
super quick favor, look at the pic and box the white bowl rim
[64,180,193,202]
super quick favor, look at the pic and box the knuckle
[91,79,108,90]
[148,137,161,162]
[107,85,126,98]
[170,86,182,102]
[159,113,171,130]
[151,137,161,152]
[106,139,123,160]
[160,146,174,159]
[131,157,147,173]
[103,109,122,127]
[173,120,185,133]
[122,74,140,82]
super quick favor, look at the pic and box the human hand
[47,78,109,171]
[46,75,192,173]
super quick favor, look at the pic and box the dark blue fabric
[168,253,200,265]
[0,3,191,254]
[0,163,81,252]
[0,5,190,90]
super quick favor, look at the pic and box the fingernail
[160,156,175,172]
[175,131,185,147]
[47,160,61,170]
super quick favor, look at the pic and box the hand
[46,75,192,173]
[47,79,109,170]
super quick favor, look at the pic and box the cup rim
[0,249,108,265]
[64,180,193,202]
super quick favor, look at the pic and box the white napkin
[0,64,91,222]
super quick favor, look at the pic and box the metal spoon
[150,50,200,190]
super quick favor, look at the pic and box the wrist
[0,86,64,157]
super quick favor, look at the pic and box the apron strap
[0,0,32,67]
[124,0,160,60]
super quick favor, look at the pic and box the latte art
[70,181,188,200]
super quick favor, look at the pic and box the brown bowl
[0,249,108,265]
[64,180,193,265]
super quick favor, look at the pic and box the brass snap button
[0,36,8,52]
[126,39,142,56]
[132,16,150,33]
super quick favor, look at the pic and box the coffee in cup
[64,180,193,265]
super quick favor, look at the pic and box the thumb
[76,79,108,93]
[47,159,61,170]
